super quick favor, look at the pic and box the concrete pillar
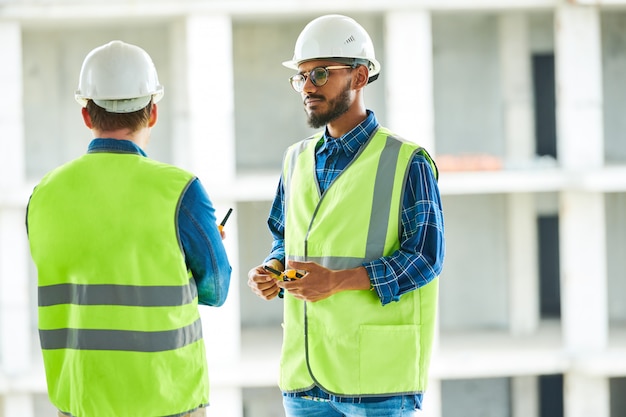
[555,5,608,417]
[511,376,539,417]
[384,11,436,154]
[559,192,607,351]
[564,375,610,417]
[556,2,607,352]
[0,19,28,376]
[0,21,35,417]
[498,13,539,337]
[499,20,540,415]
[170,15,241,417]
[555,5,603,169]
[0,23,25,186]
[507,193,539,335]
[498,13,535,165]
[170,14,236,186]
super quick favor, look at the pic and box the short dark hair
[86,100,152,133]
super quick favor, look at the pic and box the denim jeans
[283,395,418,417]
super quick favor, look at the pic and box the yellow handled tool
[263,264,304,281]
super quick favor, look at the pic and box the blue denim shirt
[88,139,231,306]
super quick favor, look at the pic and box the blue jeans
[283,395,418,417]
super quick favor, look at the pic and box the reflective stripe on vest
[40,318,202,352]
[38,277,201,351]
[38,277,197,307]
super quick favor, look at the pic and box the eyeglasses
[289,65,354,92]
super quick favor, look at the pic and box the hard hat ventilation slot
[344,35,356,45]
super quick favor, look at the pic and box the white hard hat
[282,15,381,83]
[75,40,164,113]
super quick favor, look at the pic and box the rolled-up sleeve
[264,177,286,266]
[178,178,232,306]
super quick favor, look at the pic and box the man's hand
[247,260,284,300]
[277,261,371,302]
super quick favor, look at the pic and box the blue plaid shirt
[265,110,445,305]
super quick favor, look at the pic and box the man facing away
[247,14,446,417]
[26,40,231,417]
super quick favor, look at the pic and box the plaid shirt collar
[318,110,378,157]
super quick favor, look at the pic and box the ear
[353,65,369,89]
[148,103,158,128]
[81,107,93,129]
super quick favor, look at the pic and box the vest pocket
[359,324,421,394]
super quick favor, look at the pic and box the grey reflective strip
[284,137,319,229]
[38,278,198,307]
[365,135,403,260]
[39,318,203,352]
[291,255,365,270]
[284,137,317,203]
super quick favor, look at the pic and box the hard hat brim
[93,96,152,113]
[282,57,381,77]
[282,59,300,70]
[75,89,163,113]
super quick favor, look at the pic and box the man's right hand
[247,261,283,300]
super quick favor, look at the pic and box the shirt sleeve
[264,177,286,265]
[363,153,445,306]
[178,178,232,306]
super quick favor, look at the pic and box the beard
[305,80,352,129]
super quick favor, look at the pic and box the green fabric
[281,128,438,396]
[28,152,209,417]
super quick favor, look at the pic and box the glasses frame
[289,65,354,92]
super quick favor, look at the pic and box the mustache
[304,94,325,103]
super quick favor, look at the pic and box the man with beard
[247,14,445,417]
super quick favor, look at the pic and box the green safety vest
[281,127,439,397]
[27,152,209,417]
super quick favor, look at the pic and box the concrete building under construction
[1,0,625,416]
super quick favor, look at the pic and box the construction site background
[1,1,625,416]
